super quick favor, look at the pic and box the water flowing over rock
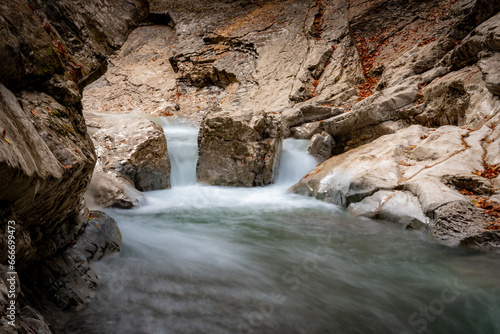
[197,110,284,187]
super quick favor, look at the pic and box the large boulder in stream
[86,116,171,208]
[197,110,284,187]
[291,124,500,249]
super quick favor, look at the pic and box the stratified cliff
[0,0,148,332]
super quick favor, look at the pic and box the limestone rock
[197,110,284,187]
[478,53,500,96]
[347,190,430,231]
[0,266,52,333]
[0,0,148,330]
[92,118,171,192]
[290,121,324,140]
[292,124,500,248]
[307,131,334,162]
[282,103,343,128]
[85,173,146,209]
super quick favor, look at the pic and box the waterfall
[161,117,318,188]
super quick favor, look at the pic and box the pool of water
[63,119,500,334]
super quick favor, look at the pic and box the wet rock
[92,118,171,192]
[290,121,324,140]
[307,131,334,162]
[197,110,284,187]
[23,211,121,311]
[430,201,491,246]
[347,190,430,231]
[0,266,52,333]
[460,230,500,252]
[0,84,95,267]
[0,0,147,330]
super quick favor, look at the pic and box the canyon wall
[85,0,500,248]
[0,0,148,331]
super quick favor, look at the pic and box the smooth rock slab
[197,110,284,187]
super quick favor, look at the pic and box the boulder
[197,110,284,187]
[347,190,431,231]
[307,131,334,162]
[92,118,171,192]
[292,124,500,249]
[85,173,146,209]
[290,121,324,139]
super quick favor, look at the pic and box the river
[63,119,500,334]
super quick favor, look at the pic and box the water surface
[64,119,500,334]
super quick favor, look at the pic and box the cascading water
[62,120,500,334]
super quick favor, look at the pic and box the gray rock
[430,201,491,246]
[292,124,499,247]
[290,121,324,140]
[307,131,334,162]
[348,190,431,231]
[24,211,121,311]
[92,118,171,192]
[0,0,147,331]
[282,103,343,128]
[85,173,146,209]
[478,53,500,96]
[197,110,284,187]
[460,231,500,252]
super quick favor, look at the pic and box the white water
[63,120,500,334]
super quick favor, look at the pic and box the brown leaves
[399,160,414,167]
[472,164,500,179]
[2,128,11,144]
[471,197,500,218]
[459,189,474,196]
[417,38,437,47]
[357,77,378,101]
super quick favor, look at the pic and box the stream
[64,119,500,334]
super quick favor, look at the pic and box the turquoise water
[63,120,500,334]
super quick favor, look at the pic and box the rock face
[289,7,500,250]
[20,211,121,328]
[0,0,147,331]
[77,0,500,249]
[197,110,284,187]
